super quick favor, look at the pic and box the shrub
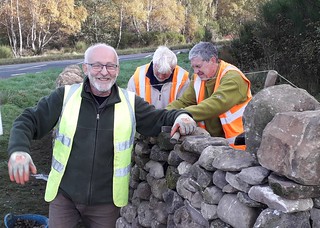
[75,41,87,53]
[230,0,320,96]
[0,46,13,59]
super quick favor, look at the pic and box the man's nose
[100,66,109,74]
[193,68,199,74]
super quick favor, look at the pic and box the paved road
[0,49,189,79]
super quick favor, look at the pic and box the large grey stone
[248,185,314,213]
[268,173,320,199]
[217,194,260,228]
[197,146,232,171]
[253,208,311,228]
[212,150,258,171]
[243,84,320,154]
[181,135,229,155]
[225,172,252,193]
[258,110,320,185]
[236,166,270,185]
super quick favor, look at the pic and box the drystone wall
[116,85,320,228]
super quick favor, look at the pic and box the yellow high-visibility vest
[45,83,136,207]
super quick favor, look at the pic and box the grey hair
[84,43,119,64]
[152,46,177,74]
[188,42,218,61]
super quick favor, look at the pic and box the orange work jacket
[133,63,189,105]
[193,60,252,150]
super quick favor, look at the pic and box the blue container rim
[4,213,49,228]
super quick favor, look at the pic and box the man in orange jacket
[167,42,252,150]
[127,46,190,109]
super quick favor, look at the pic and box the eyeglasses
[86,63,118,72]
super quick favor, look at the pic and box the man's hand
[171,114,197,136]
[8,151,37,185]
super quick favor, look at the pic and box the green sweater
[166,68,249,137]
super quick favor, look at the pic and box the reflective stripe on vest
[133,64,188,104]
[45,85,136,207]
[113,88,136,206]
[193,60,252,150]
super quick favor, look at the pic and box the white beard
[88,72,117,93]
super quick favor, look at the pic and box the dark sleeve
[134,95,191,136]
[7,87,65,155]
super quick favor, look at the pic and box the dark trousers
[49,193,120,228]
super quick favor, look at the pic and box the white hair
[152,46,177,74]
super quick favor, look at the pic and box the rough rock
[268,173,320,200]
[243,84,320,154]
[257,110,320,185]
[217,194,260,228]
[253,208,311,228]
[248,185,314,213]
[56,64,83,87]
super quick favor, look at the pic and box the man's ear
[210,56,217,64]
[82,63,88,75]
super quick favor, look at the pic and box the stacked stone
[55,64,83,87]
[116,84,320,228]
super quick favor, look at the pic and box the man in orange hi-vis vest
[127,46,190,109]
[167,42,252,150]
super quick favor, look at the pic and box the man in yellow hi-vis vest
[127,46,190,109]
[167,42,252,150]
[7,43,196,227]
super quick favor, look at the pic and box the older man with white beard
[7,43,196,228]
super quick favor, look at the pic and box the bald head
[84,43,119,65]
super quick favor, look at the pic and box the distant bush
[119,31,186,49]
[75,41,87,53]
[155,32,186,46]
[0,46,13,59]
[230,0,320,96]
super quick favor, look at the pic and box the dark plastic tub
[4,213,49,228]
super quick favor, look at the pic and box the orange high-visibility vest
[193,60,252,150]
[133,63,189,104]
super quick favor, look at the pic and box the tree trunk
[9,0,18,57]
[16,0,23,56]
[116,5,123,49]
